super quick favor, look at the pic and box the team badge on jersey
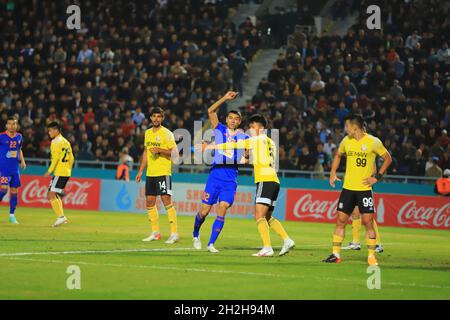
[361,144,367,151]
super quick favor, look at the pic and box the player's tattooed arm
[364,151,392,186]
[207,91,238,128]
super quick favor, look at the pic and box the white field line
[2,256,450,291]
[0,242,400,257]
[0,247,195,257]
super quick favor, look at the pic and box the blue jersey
[210,123,248,182]
[0,132,23,174]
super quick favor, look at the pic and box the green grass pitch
[0,208,449,300]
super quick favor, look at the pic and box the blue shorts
[0,170,21,189]
[202,173,237,206]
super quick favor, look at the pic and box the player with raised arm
[322,114,392,266]
[44,121,74,227]
[204,114,295,257]
[0,116,26,224]
[192,91,248,253]
[136,107,179,244]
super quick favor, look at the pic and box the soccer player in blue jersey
[192,91,248,253]
[0,116,26,224]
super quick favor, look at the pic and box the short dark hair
[344,114,364,129]
[47,121,61,131]
[7,116,17,122]
[150,107,165,116]
[226,110,242,119]
[248,114,267,128]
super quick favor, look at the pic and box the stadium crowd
[0,0,262,165]
[0,0,449,178]
[249,0,450,176]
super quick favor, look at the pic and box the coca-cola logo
[22,179,92,206]
[397,200,450,228]
[293,194,338,220]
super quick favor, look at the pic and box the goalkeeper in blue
[192,91,248,253]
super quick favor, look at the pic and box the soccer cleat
[279,238,295,256]
[165,233,179,244]
[9,216,19,224]
[52,216,68,227]
[342,242,361,250]
[375,244,384,253]
[207,244,219,253]
[193,237,202,250]
[252,247,274,257]
[368,255,379,266]
[322,253,342,263]
[142,232,161,242]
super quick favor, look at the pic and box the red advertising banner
[1,175,100,211]
[286,189,450,230]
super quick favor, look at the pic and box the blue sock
[193,213,205,238]
[10,193,18,215]
[208,216,225,246]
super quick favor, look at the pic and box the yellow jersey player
[205,114,295,257]
[323,114,392,266]
[44,121,74,227]
[343,126,384,253]
[136,107,179,244]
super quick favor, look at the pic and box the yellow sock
[165,204,178,234]
[373,220,381,245]
[352,217,361,243]
[147,206,160,233]
[332,234,344,256]
[367,238,377,257]
[268,217,289,241]
[256,218,271,248]
[50,198,64,217]
[56,197,65,217]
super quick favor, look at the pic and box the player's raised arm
[136,148,147,182]
[207,91,238,128]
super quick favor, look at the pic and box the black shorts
[146,176,172,196]
[255,181,280,207]
[337,188,375,215]
[48,176,70,194]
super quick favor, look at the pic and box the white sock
[9,213,14,218]
[334,253,341,259]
